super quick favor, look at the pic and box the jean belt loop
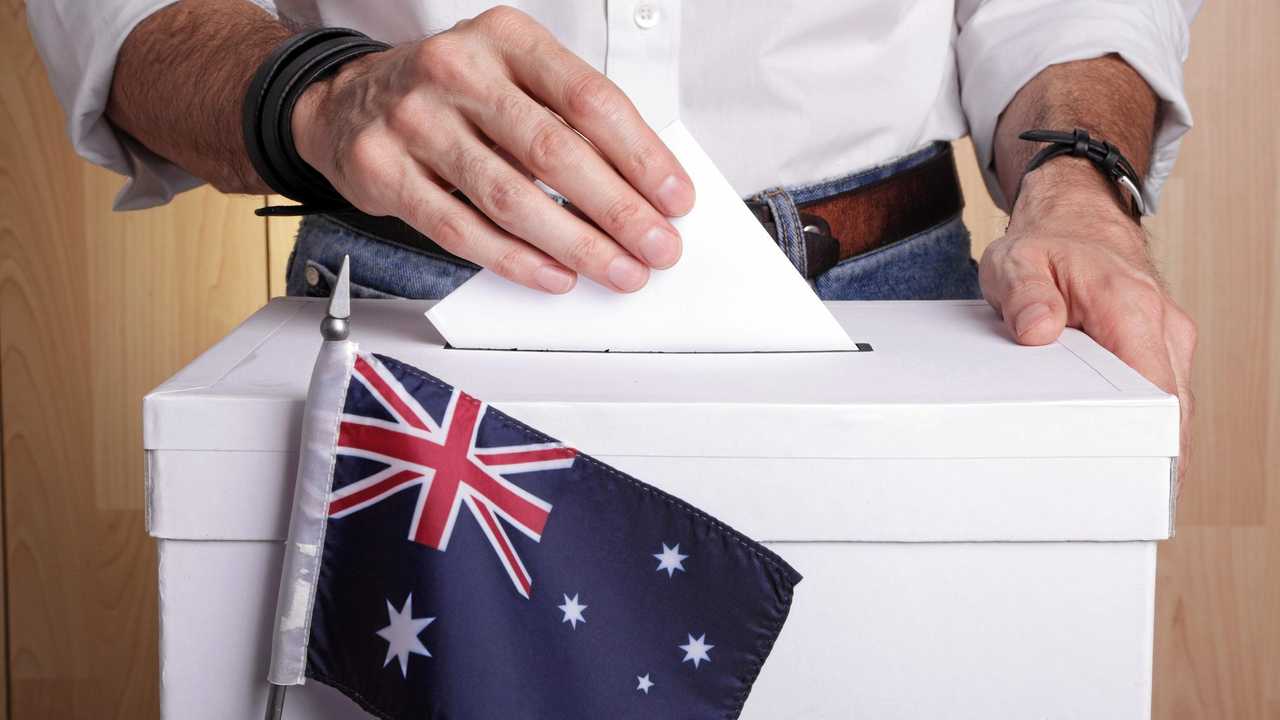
[759,187,807,276]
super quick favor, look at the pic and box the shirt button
[304,265,322,287]
[633,3,660,29]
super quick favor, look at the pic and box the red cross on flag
[328,353,576,597]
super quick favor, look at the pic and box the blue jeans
[286,143,981,301]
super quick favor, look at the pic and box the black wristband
[1019,128,1146,218]
[243,28,391,216]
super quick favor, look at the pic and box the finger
[1112,325,1178,397]
[429,132,652,292]
[1101,308,1182,482]
[1084,297,1179,397]
[1167,330,1194,485]
[979,244,1068,345]
[491,145,533,180]
[1165,328,1194,417]
[471,87,682,268]
[1166,326,1194,426]
[1163,304,1197,396]
[1163,305,1198,481]
[505,43,695,217]
[387,163,578,294]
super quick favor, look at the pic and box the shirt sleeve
[955,0,1200,214]
[26,0,278,211]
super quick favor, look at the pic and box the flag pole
[320,255,352,342]
[264,684,287,720]
[262,256,352,720]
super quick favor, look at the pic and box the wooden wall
[0,0,1275,717]
[0,1,268,716]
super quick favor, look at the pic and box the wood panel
[267,197,302,298]
[0,3,269,717]
[1145,1,1278,715]
[1150,2,1278,528]
[1153,527,1269,718]
[1267,213,1280,720]
[954,136,1006,261]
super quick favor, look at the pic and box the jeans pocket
[813,215,982,301]
[286,215,480,299]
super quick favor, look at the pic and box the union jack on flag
[284,349,801,720]
[330,352,576,597]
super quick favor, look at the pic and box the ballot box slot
[439,342,874,354]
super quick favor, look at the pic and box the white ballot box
[144,298,1177,720]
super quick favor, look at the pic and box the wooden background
[0,0,1275,717]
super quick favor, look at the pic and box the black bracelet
[1019,128,1146,218]
[243,28,391,216]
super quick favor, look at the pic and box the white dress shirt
[27,0,1197,212]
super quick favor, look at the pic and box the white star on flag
[636,673,655,694]
[376,594,434,677]
[558,593,587,629]
[679,633,713,669]
[653,543,688,577]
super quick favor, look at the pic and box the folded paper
[426,121,855,352]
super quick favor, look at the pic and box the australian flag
[274,350,801,719]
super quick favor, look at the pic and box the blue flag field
[298,351,801,719]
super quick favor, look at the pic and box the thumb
[980,245,1068,346]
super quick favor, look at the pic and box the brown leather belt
[745,143,964,277]
[322,143,963,279]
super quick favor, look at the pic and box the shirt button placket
[605,0,681,130]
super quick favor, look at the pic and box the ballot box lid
[144,299,1178,542]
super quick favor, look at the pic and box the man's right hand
[291,6,695,294]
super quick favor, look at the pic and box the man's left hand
[979,157,1197,477]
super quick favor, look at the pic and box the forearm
[980,53,1194,481]
[106,0,292,193]
[994,55,1158,216]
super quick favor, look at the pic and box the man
[29,0,1197,464]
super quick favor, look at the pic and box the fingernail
[639,226,681,268]
[607,255,648,292]
[534,265,576,294]
[656,175,694,216]
[1014,303,1052,337]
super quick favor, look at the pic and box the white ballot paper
[426,121,856,352]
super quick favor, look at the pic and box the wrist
[291,75,331,171]
[291,50,383,172]
[1012,156,1138,231]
